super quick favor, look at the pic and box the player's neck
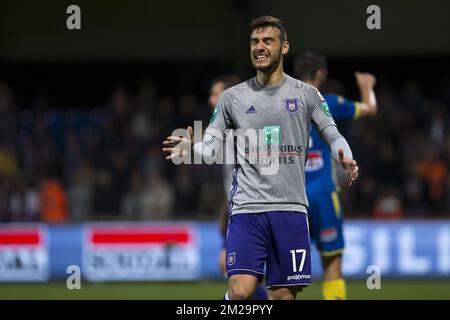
[256,63,285,87]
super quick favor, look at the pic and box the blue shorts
[226,211,312,288]
[307,190,344,256]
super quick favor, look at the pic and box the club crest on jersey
[284,98,299,113]
[227,252,236,266]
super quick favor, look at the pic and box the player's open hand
[162,126,194,160]
[338,148,359,186]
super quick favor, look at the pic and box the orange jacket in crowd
[39,179,68,223]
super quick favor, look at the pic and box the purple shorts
[225,211,312,288]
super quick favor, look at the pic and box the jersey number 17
[290,249,306,272]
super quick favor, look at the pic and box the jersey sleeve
[307,86,337,132]
[193,90,233,163]
[325,94,360,120]
[307,88,353,161]
[207,90,233,132]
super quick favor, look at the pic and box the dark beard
[253,49,282,74]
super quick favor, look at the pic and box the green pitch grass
[1,279,449,300]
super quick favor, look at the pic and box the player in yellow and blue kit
[295,52,378,300]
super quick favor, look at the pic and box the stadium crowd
[0,72,449,223]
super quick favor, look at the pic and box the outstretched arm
[319,124,358,186]
[309,87,359,186]
[162,126,194,159]
[163,92,231,162]
[162,126,224,162]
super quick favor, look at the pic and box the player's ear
[281,40,289,55]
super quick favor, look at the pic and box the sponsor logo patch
[320,227,338,242]
[287,274,312,281]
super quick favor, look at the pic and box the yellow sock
[322,279,347,300]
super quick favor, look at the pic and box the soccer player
[294,52,377,300]
[208,75,267,300]
[163,16,358,300]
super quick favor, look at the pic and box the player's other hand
[338,148,359,186]
[355,71,377,89]
[162,126,194,160]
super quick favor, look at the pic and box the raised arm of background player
[324,72,377,121]
[353,71,377,117]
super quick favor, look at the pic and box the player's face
[208,81,225,109]
[316,68,328,88]
[250,27,288,73]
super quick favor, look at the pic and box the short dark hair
[294,51,328,81]
[250,15,287,42]
[211,75,240,90]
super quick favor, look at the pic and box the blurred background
[0,0,449,299]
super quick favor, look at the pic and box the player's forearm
[358,85,378,115]
[193,128,224,163]
[320,125,353,161]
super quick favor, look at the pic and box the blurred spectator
[429,104,447,146]
[92,168,118,217]
[403,161,429,215]
[0,147,18,176]
[130,80,156,142]
[68,160,94,221]
[374,138,400,186]
[373,188,404,220]
[24,181,40,221]
[121,168,145,219]
[0,81,17,148]
[39,177,68,223]
[140,171,174,220]
[173,166,198,216]
[416,147,448,213]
